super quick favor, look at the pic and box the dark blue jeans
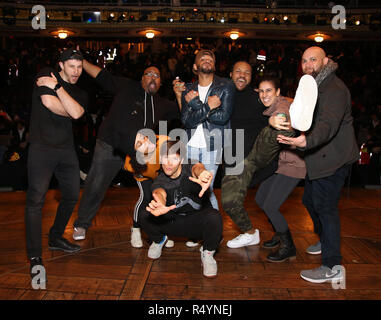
[74,139,124,229]
[302,164,351,268]
[25,143,80,259]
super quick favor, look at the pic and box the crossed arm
[37,73,84,119]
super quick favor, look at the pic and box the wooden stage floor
[0,186,380,301]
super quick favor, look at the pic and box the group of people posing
[25,44,359,287]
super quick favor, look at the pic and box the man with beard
[173,49,235,211]
[221,61,279,248]
[72,58,180,247]
[26,48,87,284]
[277,46,359,283]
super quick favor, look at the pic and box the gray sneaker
[306,241,321,255]
[73,227,86,241]
[300,265,344,283]
[148,235,167,260]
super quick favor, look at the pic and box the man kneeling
[140,140,222,278]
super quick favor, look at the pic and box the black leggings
[255,173,301,233]
[140,207,223,251]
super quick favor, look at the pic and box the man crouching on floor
[140,139,222,278]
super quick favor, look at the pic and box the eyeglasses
[143,72,160,79]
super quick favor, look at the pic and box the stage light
[107,13,115,22]
[209,16,215,22]
[180,16,185,22]
[129,15,135,22]
[168,17,174,22]
[307,32,330,43]
[118,13,126,22]
[146,31,155,39]
[229,32,239,40]
[272,17,280,25]
[283,16,288,21]
[220,17,225,23]
[314,34,324,42]
[355,20,361,25]
[58,31,68,39]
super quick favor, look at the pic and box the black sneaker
[48,237,81,253]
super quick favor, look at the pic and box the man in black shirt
[26,48,88,284]
[140,140,222,278]
[221,61,277,249]
[72,57,180,246]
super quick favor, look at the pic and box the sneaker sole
[300,273,343,284]
[227,239,260,249]
[290,74,318,132]
[306,249,321,255]
[73,236,85,241]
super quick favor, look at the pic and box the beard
[199,64,215,75]
[146,80,158,95]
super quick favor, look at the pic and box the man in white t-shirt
[173,49,235,210]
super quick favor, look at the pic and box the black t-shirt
[230,87,268,158]
[95,69,180,153]
[151,164,211,215]
[29,67,88,148]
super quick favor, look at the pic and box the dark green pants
[221,126,295,232]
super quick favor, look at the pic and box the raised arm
[82,59,102,79]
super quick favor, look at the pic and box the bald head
[301,46,328,77]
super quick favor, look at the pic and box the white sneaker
[200,247,217,278]
[289,74,318,132]
[227,229,260,248]
[73,227,86,241]
[165,239,174,248]
[148,235,167,259]
[186,240,199,247]
[131,227,143,248]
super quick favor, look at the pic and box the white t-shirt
[188,83,212,148]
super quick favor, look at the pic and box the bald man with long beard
[277,46,359,284]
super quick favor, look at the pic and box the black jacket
[303,62,359,180]
[95,69,180,155]
[180,75,235,151]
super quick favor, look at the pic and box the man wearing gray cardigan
[277,46,359,284]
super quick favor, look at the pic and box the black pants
[255,173,301,233]
[140,207,223,251]
[74,139,124,229]
[302,164,351,268]
[25,143,80,259]
[133,179,153,228]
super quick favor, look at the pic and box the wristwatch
[53,83,62,92]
